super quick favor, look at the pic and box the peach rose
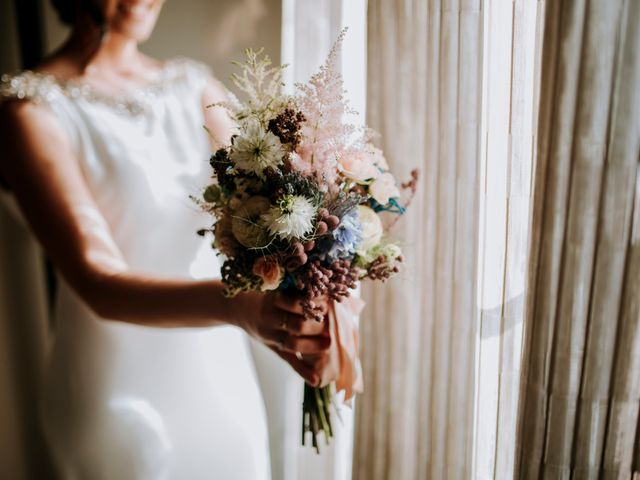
[339,151,380,182]
[252,256,285,291]
[369,172,400,205]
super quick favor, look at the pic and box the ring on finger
[279,315,289,331]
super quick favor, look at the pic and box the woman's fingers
[308,296,330,316]
[262,327,329,354]
[270,347,319,386]
[281,333,331,354]
[273,293,304,315]
[281,315,325,336]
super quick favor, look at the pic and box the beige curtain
[0,1,54,477]
[516,0,640,478]
[354,1,483,478]
[0,205,53,479]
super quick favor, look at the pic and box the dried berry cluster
[366,254,403,281]
[283,240,315,272]
[267,108,306,149]
[210,148,235,192]
[402,168,419,191]
[315,208,339,236]
[295,259,359,321]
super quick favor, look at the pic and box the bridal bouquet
[197,30,417,452]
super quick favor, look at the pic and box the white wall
[42,0,282,85]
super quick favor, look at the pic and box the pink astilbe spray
[294,28,356,184]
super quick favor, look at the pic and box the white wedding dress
[0,59,271,480]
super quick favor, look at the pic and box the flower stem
[302,382,335,452]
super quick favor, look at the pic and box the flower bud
[325,215,340,231]
[203,184,222,203]
[292,241,305,257]
[315,221,328,236]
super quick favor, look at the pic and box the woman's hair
[50,0,105,28]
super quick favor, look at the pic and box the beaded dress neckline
[0,58,205,116]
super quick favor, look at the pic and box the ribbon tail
[331,296,365,403]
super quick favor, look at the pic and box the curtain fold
[516,0,640,477]
[355,1,483,478]
[359,0,639,478]
[473,0,543,478]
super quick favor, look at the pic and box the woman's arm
[201,75,235,149]
[0,99,248,327]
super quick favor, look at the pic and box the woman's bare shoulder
[0,90,53,124]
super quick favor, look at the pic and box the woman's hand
[238,292,338,387]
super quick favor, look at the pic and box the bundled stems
[302,384,334,453]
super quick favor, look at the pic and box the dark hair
[50,0,105,28]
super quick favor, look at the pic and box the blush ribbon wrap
[329,296,365,403]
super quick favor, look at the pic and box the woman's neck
[57,22,142,76]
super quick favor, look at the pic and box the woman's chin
[107,1,162,42]
[109,21,156,42]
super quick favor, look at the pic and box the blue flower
[327,208,363,260]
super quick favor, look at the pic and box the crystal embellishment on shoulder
[0,71,62,105]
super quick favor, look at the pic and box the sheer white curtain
[357,0,540,477]
[355,1,483,478]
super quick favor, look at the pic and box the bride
[0,0,338,478]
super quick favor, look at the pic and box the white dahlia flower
[357,205,383,251]
[261,195,317,241]
[230,120,285,177]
